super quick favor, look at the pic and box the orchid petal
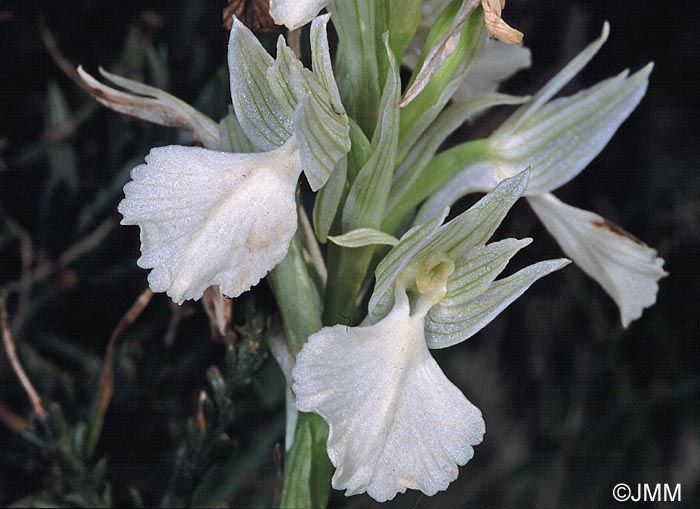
[293,290,485,502]
[269,0,330,30]
[229,15,349,189]
[492,64,653,194]
[427,258,570,348]
[528,193,667,327]
[118,139,300,303]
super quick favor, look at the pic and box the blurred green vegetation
[1,1,698,508]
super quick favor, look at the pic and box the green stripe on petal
[426,258,570,348]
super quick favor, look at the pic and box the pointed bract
[118,139,301,303]
[293,290,485,502]
[77,66,221,149]
[528,193,667,327]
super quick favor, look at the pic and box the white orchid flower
[416,23,667,327]
[293,172,570,501]
[292,284,485,502]
[97,15,349,303]
[118,139,301,303]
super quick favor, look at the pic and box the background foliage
[1,1,698,507]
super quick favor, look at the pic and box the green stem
[323,243,375,326]
[268,232,333,508]
[268,233,322,355]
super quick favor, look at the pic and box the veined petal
[293,290,485,502]
[503,22,610,133]
[491,64,653,194]
[372,171,529,324]
[118,139,301,304]
[229,19,293,150]
[427,258,569,348]
[229,15,349,189]
[269,0,330,30]
[528,193,667,327]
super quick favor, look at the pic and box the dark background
[1,1,698,507]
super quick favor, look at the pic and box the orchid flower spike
[112,14,349,303]
[293,172,570,501]
[417,23,667,327]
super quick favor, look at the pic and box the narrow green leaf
[268,234,322,355]
[342,36,400,230]
[397,4,485,162]
[384,0,422,64]
[312,158,348,243]
[281,420,313,509]
[400,0,480,107]
[346,119,372,183]
[329,0,381,134]
[281,413,333,509]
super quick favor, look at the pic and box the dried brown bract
[223,0,277,32]
[481,0,523,44]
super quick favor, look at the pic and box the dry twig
[0,293,47,419]
[97,288,154,416]
[2,216,118,295]
[84,287,153,458]
[39,16,92,95]
[0,207,34,334]
[0,401,30,432]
